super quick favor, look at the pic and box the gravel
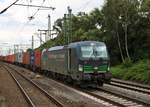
[11,68,57,107]
[0,96,6,107]
[33,78,107,107]
[0,63,28,107]
[103,84,150,104]
[11,64,108,107]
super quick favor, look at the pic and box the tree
[39,0,150,65]
[102,0,126,62]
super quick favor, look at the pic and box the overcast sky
[0,0,104,55]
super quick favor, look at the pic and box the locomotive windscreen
[80,45,108,59]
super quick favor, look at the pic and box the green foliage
[39,0,150,65]
[37,0,150,85]
[111,59,150,85]
[122,58,133,68]
[27,48,33,52]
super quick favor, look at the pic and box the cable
[15,0,47,39]
[28,0,46,21]
[0,0,20,14]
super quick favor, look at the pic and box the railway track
[5,63,150,107]
[97,79,150,107]
[3,64,64,107]
[7,64,140,107]
[110,78,150,95]
[82,88,146,107]
[80,78,150,107]
[62,79,150,107]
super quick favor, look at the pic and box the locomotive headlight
[94,67,98,70]
[78,64,83,71]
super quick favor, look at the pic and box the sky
[0,0,104,55]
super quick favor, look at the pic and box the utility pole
[39,31,42,45]
[67,6,72,44]
[14,44,19,54]
[38,29,47,42]
[63,7,72,45]
[14,45,16,54]
[16,45,19,53]
[32,35,34,50]
[8,48,11,54]
[63,6,72,71]
[63,14,67,44]
[47,14,51,41]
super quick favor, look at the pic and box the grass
[111,59,150,85]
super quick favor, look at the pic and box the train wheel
[66,76,73,84]
[98,81,103,86]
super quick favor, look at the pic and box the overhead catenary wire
[1,0,54,51]
[15,0,49,47]
[28,0,46,21]
[16,0,47,35]
[0,0,20,14]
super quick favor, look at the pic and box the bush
[122,58,133,68]
[111,59,150,85]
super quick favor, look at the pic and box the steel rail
[6,64,65,107]
[97,87,150,106]
[6,63,125,107]
[6,63,149,107]
[110,81,150,95]
[83,90,127,107]
[3,65,35,107]
[111,78,150,90]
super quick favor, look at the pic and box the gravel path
[0,63,28,107]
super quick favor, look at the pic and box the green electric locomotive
[41,41,112,86]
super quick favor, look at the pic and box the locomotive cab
[41,41,111,87]
[69,41,112,86]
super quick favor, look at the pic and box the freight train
[0,41,112,86]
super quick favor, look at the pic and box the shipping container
[10,54,15,63]
[23,52,30,67]
[7,55,10,62]
[7,55,9,62]
[41,49,48,71]
[14,52,23,64]
[30,50,34,66]
[0,56,5,61]
[3,56,6,62]
[34,49,41,68]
